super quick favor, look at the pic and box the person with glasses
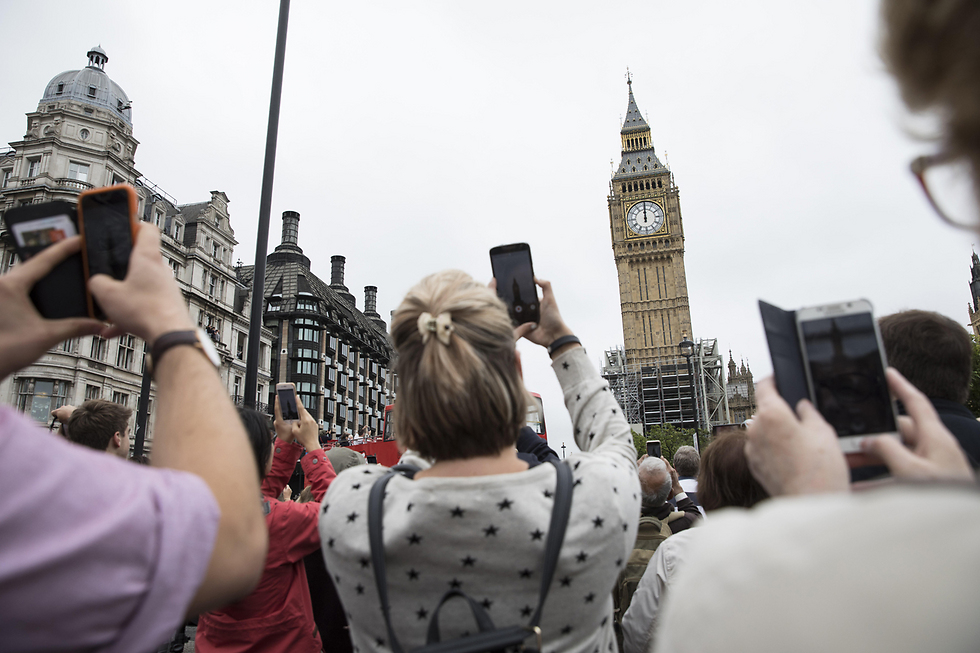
[652,2,980,652]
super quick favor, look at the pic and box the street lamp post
[561,443,566,459]
[678,336,700,452]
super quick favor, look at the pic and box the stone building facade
[725,353,757,424]
[968,251,980,336]
[0,47,273,451]
[602,78,729,432]
[608,78,693,367]
[239,211,395,442]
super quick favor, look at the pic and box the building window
[115,334,136,370]
[325,399,335,416]
[17,378,71,422]
[169,259,180,277]
[155,211,163,227]
[294,347,318,359]
[79,128,90,141]
[212,242,220,259]
[67,161,90,182]
[88,85,97,98]
[85,384,101,401]
[260,344,269,370]
[60,339,76,353]
[295,360,319,376]
[236,332,246,360]
[90,336,107,361]
[233,375,242,400]
[26,159,40,178]
[174,223,182,241]
[297,299,317,312]
[294,326,320,343]
[1,169,11,188]
[208,273,217,298]
[56,82,64,94]
[299,393,317,412]
[327,367,337,384]
[112,391,129,407]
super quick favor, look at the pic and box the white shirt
[655,484,980,652]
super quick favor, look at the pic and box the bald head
[638,457,672,510]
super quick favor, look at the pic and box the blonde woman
[319,270,639,652]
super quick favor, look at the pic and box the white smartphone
[276,382,300,423]
[795,299,899,453]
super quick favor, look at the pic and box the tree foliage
[630,423,710,463]
[967,335,980,418]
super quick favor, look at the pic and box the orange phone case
[76,184,140,320]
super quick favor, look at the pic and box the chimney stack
[364,286,379,316]
[330,255,346,287]
[281,211,300,246]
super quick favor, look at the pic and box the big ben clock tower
[609,78,693,367]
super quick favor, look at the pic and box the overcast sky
[2,1,975,455]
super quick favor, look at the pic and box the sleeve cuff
[674,492,688,501]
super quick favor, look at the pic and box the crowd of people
[3,0,980,651]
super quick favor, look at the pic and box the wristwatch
[147,328,221,375]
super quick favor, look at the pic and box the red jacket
[196,440,336,653]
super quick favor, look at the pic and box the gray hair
[638,457,672,509]
[673,445,701,477]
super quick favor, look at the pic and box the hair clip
[417,311,455,346]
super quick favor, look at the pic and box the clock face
[626,201,665,236]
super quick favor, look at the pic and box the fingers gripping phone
[647,440,662,459]
[489,243,540,325]
[277,383,301,423]
[4,201,89,319]
[795,299,899,453]
[77,185,139,320]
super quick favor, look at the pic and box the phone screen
[11,214,77,254]
[490,244,539,325]
[800,312,896,437]
[81,188,135,281]
[278,386,300,421]
[647,440,662,458]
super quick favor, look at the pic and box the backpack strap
[369,464,420,653]
[368,460,573,653]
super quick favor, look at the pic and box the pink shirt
[0,405,220,652]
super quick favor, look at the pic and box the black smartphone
[647,440,662,459]
[77,185,139,320]
[795,300,899,453]
[277,383,300,422]
[4,200,89,319]
[489,242,540,325]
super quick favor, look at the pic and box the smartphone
[795,299,899,452]
[647,440,662,459]
[276,382,300,423]
[77,185,139,320]
[489,243,540,325]
[3,201,89,319]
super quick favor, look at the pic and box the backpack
[367,461,573,653]
[612,512,682,647]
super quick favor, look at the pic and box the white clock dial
[626,201,665,235]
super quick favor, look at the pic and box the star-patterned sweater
[319,346,640,653]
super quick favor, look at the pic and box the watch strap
[149,330,210,374]
[548,334,581,356]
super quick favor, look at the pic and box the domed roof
[40,46,132,124]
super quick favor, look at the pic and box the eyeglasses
[910,153,979,230]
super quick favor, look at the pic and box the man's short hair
[67,400,132,452]
[638,457,672,510]
[879,310,973,404]
[673,445,701,477]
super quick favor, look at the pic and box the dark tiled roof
[239,260,393,362]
